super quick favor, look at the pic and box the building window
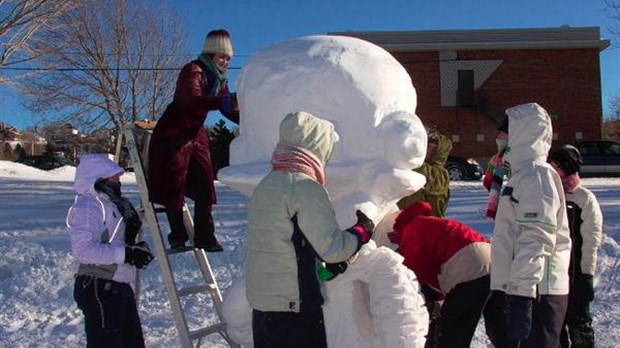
[457,70,475,106]
[575,132,583,140]
[452,134,460,143]
[476,134,485,142]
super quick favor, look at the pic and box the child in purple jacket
[67,154,154,347]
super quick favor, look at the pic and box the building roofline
[328,26,610,52]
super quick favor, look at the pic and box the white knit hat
[202,29,233,58]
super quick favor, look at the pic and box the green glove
[317,262,348,281]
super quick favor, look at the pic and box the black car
[573,140,620,177]
[445,155,483,181]
[18,155,75,171]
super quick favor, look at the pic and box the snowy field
[0,161,618,347]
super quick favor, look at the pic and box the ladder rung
[189,322,227,340]
[154,207,167,214]
[177,284,214,297]
[166,246,195,255]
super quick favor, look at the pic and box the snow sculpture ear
[377,111,427,170]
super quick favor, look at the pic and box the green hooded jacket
[397,132,452,217]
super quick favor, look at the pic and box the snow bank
[0,160,136,183]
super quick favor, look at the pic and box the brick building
[331,27,610,158]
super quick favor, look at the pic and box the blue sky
[1,0,618,130]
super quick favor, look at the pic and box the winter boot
[193,204,223,252]
[194,238,224,252]
[166,208,189,249]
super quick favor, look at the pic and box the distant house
[0,122,20,142]
[330,26,610,157]
[0,122,21,160]
[0,122,48,158]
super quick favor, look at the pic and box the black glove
[346,210,375,245]
[356,210,374,234]
[577,274,595,302]
[325,262,348,278]
[506,295,533,341]
[124,241,154,269]
[220,93,238,114]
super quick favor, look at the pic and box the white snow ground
[0,161,618,347]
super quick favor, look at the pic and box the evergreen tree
[13,143,27,161]
[44,143,57,156]
[208,119,236,178]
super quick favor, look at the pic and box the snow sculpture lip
[218,35,427,226]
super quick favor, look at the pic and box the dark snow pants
[560,285,595,348]
[485,291,568,348]
[166,156,216,244]
[252,309,327,348]
[432,275,490,348]
[74,275,145,348]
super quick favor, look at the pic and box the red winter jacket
[148,60,239,209]
[393,202,491,294]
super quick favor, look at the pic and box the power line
[0,57,459,72]
[0,66,242,71]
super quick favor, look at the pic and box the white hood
[73,154,124,195]
[504,103,553,173]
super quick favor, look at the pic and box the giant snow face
[219,35,427,226]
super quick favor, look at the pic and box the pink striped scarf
[271,143,326,186]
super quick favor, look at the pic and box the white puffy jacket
[490,103,571,298]
[566,185,603,276]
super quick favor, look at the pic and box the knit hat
[548,145,582,175]
[498,115,509,134]
[202,29,233,58]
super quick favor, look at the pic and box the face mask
[496,138,509,152]
[107,181,122,197]
[95,178,122,197]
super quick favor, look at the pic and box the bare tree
[603,91,620,141]
[19,0,190,135]
[0,0,77,84]
[606,0,620,47]
[609,91,620,119]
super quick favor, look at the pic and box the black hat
[549,145,582,175]
[498,115,509,134]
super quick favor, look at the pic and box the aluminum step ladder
[123,126,239,348]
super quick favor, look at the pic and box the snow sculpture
[219,35,429,347]
[218,35,427,226]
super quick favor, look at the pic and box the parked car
[573,140,620,177]
[18,155,75,171]
[445,155,483,181]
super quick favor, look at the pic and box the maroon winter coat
[148,60,239,209]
